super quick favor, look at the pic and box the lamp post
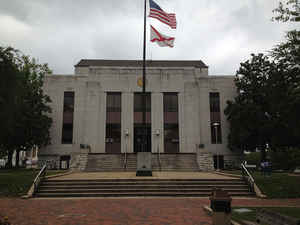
[213,122,220,171]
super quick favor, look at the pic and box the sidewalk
[1,198,300,225]
[49,171,239,180]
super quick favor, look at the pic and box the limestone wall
[40,63,239,166]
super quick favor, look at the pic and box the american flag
[149,0,177,29]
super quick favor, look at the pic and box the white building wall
[39,63,239,167]
[121,92,134,153]
[151,92,164,153]
[181,82,201,153]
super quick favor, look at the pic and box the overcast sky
[0,0,298,75]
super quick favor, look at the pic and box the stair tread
[36,192,254,197]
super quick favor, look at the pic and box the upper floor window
[62,91,74,144]
[134,93,151,112]
[107,92,121,112]
[163,93,178,112]
[209,92,220,113]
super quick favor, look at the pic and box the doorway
[213,155,224,169]
[134,126,151,153]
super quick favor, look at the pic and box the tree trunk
[5,151,13,169]
[15,150,20,168]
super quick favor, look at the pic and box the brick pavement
[1,198,300,225]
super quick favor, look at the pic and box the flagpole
[142,0,146,152]
[136,0,152,176]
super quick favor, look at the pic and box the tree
[224,54,276,158]
[273,0,300,22]
[0,47,52,168]
[224,31,300,158]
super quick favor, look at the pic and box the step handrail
[33,164,47,195]
[157,145,161,171]
[241,163,255,192]
[123,142,127,169]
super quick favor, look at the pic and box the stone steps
[152,154,199,171]
[35,178,254,198]
[85,153,200,172]
[35,192,254,198]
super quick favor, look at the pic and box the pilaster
[178,92,185,153]
[121,92,134,153]
[151,92,164,153]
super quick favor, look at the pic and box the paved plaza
[49,171,239,180]
[1,197,300,225]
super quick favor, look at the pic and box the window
[211,123,222,144]
[209,92,220,112]
[163,93,179,153]
[134,93,151,112]
[163,93,178,112]
[106,124,121,143]
[107,92,121,112]
[134,93,151,152]
[209,92,222,144]
[106,92,121,153]
[62,92,74,144]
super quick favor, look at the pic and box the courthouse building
[38,59,240,171]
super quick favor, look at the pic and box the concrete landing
[49,171,240,180]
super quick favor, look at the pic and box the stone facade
[38,60,240,170]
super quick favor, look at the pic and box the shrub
[245,152,261,167]
[270,147,300,171]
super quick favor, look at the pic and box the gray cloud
[0,0,298,75]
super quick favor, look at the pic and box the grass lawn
[0,169,69,197]
[254,172,300,198]
[232,207,300,224]
[222,170,300,198]
[0,169,38,196]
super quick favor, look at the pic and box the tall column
[121,92,134,153]
[84,81,102,153]
[151,92,164,153]
[97,91,106,153]
[178,92,185,153]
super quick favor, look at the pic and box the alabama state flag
[150,25,175,48]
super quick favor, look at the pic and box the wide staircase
[35,178,254,198]
[152,153,199,171]
[85,153,199,172]
[85,154,130,172]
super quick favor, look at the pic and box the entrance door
[134,126,151,153]
[213,155,224,169]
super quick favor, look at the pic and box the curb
[214,171,243,178]
[44,170,73,179]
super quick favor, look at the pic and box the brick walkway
[1,198,300,225]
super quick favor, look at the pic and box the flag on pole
[150,25,175,48]
[149,0,177,29]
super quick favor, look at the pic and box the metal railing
[123,142,127,169]
[241,163,255,192]
[157,145,161,171]
[33,164,47,195]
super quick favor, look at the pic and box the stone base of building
[38,152,242,172]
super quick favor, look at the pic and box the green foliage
[232,207,300,224]
[222,170,300,198]
[0,47,52,167]
[0,169,38,196]
[273,0,300,22]
[245,152,261,166]
[253,172,300,198]
[270,147,300,170]
[224,30,300,154]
